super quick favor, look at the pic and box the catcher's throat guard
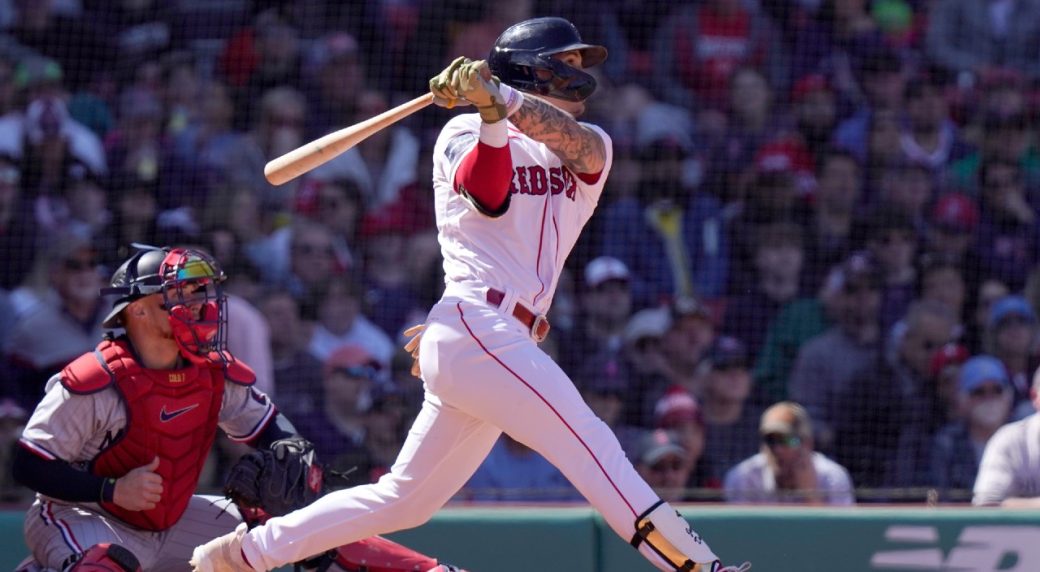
[630,501,721,572]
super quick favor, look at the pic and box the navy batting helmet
[488,17,607,102]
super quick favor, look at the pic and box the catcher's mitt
[224,437,325,518]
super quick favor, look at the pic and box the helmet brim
[102,301,130,329]
[543,43,607,68]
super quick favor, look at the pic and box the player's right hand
[113,456,163,511]
[430,57,474,109]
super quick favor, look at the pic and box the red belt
[486,288,551,342]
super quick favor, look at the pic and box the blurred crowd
[1,0,1040,506]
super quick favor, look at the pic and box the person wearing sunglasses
[931,355,1013,500]
[724,402,853,505]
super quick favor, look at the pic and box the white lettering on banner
[871,526,1040,571]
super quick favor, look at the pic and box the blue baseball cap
[958,356,1010,394]
[988,296,1037,329]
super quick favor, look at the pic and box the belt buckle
[531,314,550,343]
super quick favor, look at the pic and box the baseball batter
[192,18,747,572]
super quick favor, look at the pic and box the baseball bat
[264,92,435,186]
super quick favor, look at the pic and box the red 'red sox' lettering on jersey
[510,165,577,200]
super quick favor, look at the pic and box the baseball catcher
[12,245,464,572]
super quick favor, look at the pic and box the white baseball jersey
[240,112,722,572]
[973,412,1040,505]
[433,114,612,314]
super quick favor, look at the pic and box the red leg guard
[68,544,141,572]
[333,536,442,572]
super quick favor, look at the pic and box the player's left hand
[450,60,508,123]
[190,522,253,572]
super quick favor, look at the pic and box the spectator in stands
[305,274,394,369]
[303,32,365,141]
[709,68,789,190]
[600,126,728,305]
[752,284,833,404]
[802,149,861,292]
[877,159,934,231]
[62,161,109,241]
[789,252,882,451]
[974,159,1039,290]
[861,109,903,195]
[96,170,163,269]
[620,306,672,427]
[698,336,763,485]
[983,296,1039,408]
[930,342,972,423]
[4,234,104,408]
[292,344,378,477]
[653,386,707,476]
[651,0,786,112]
[949,109,1039,195]
[172,80,241,180]
[790,0,884,78]
[258,288,322,422]
[924,193,980,274]
[926,0,1040,80]
[973,370,1040,507]
[931,356,1014,498]
[358,383,408,484]
[861,205,918,334]
[0,153,37,289]
[965,278,1011,354]
[232,9,302,128]
[576,351,641,454]
[358,202,423,337]
[301,177,365,262]
[898,73,973,175]
[723,221,804,359]
[265,220,343,301]
[660,297,717,393]
[918,252,967,325]
[224,86,307,197]
[558,256,633,376]
[836,300,959,489]
[834,49,907,164]
[724,402,854,505]
[465,433,580,502]
[8,0,113,89]
[791,75,838,165]
[631,428,699,503]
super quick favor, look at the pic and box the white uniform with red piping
[240,113,671,571]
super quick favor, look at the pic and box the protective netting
[0,0,1038,506]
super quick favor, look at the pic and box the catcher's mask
[102,245,228,364]
[488,17,607,103]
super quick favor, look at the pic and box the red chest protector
[61,339,254,531]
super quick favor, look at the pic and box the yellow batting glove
[429,56,473,109]
[452,60,508,123]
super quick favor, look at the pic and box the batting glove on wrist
[190,522,254,572]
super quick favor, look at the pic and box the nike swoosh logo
[160,403,199,422]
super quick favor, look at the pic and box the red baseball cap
[931,193,980,233]
[929,342,970,378]
[791,74,832,103]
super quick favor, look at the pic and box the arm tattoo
[510,96,606,174]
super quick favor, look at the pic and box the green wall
[3,506,1039,571]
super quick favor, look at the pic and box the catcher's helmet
[102,245,228,363]
[488,17,607,102]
